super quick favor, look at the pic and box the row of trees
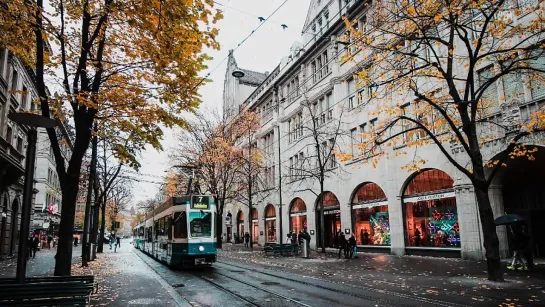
[0,0,222,275]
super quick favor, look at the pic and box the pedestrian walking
[53,235,58,248]
[31,235,39,258]
[337,232,348,259]
[244,232,250,248]
[73,236,79,247]
[116,236,121,248]
[109,234,115,250]
[349,233,357,258]
[47,235,53,249]
[508,223,529,271]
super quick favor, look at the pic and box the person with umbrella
[495,214,532,271]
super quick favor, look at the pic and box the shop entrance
[236,211,244,243]
[493,145,545,257]
[316,192,341,249]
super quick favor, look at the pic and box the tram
[133,195,217,266]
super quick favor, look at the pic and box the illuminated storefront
[403,169,460,248]
[289,198,307,235]
[264,204,277,243]
[236,211,244,242]
[316,192,341,248]
[251,208,259,243]
[351,183,390,246]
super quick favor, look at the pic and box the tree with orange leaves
[339,0,545,281]
[0,0,221,275]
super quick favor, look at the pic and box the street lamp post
[9,113,59,284]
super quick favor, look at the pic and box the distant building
[32,124,73,235]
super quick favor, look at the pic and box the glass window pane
[189,211,212,238]
[173,212,187,238]
[405,198,460,248]
[353,205,390,246]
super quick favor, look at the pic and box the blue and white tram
[133,195,217,266]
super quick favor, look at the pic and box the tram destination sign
[191,196,209,209]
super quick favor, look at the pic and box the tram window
[189,211,212,238]
[167,217,173,240]
[174,212,187,239]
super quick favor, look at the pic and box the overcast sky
[131,0,312,204]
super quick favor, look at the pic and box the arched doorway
[251,208,259,243]
[289,198,307,235]
[9,199,19,256]
[316,191,341,248]
[236,210,244,243]
[264,204,277,243]
[0,195,8,257]
[351,183,390,246]
[402,169,460,248]
[491,145,545,257]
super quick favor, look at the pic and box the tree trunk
[97,198,106,253]
[474,184,504,281]
[54,176,79,276]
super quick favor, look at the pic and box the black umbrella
[494,214,525,226]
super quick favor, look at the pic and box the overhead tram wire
[189,0,292,93]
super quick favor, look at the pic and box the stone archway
[9,198,19,256]
[289,198,307,235]
[350,182,389,246]
[264,204,277,243]
[315,191,340,248]
[487,145,545,257]
[0,195,8,257]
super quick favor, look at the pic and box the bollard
[301,240,309,258]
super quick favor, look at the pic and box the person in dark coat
[30,235,39,258]
[244,232,250,248]
[349,234,357,258]
[508,223,528,270]
[362,229,369,245]
[337,232,347,259]
[291,231,297,244]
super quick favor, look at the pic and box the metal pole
[15,129,38,283]
[82,124,97,266]
[277,125,283,244]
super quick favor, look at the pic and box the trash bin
[301,240,309,258]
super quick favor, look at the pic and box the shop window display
[352,183,390,246]
[290,198,307,234]
[403,169,460,248]
[265,204,277,243]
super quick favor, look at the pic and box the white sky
[131,0,311,203]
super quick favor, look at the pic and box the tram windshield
[189,211,212,238]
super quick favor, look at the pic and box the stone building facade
[0,48,39,259]
[222,0,545,260]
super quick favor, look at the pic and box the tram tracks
[215,260,475,307]
[189,270,312,307]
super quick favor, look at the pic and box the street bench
[0,275,97,294]
[264,244,300,256]
[0,279,94,306]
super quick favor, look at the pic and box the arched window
[236,211,244,240]
[289,198,307,234]
[402,169,459,248]
[264,204,276,243]
[251,208,258,242]
[351,183,389,246]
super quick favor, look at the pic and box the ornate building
[223,0,545,261]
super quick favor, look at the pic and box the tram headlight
[199,246,205,252]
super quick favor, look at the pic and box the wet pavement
[218,244,545,307]
[2,242,544,306]
[0,245,82,277]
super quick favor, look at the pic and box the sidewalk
[220,244,545,306]
[0,245,81,278]
[0,242,189,306]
